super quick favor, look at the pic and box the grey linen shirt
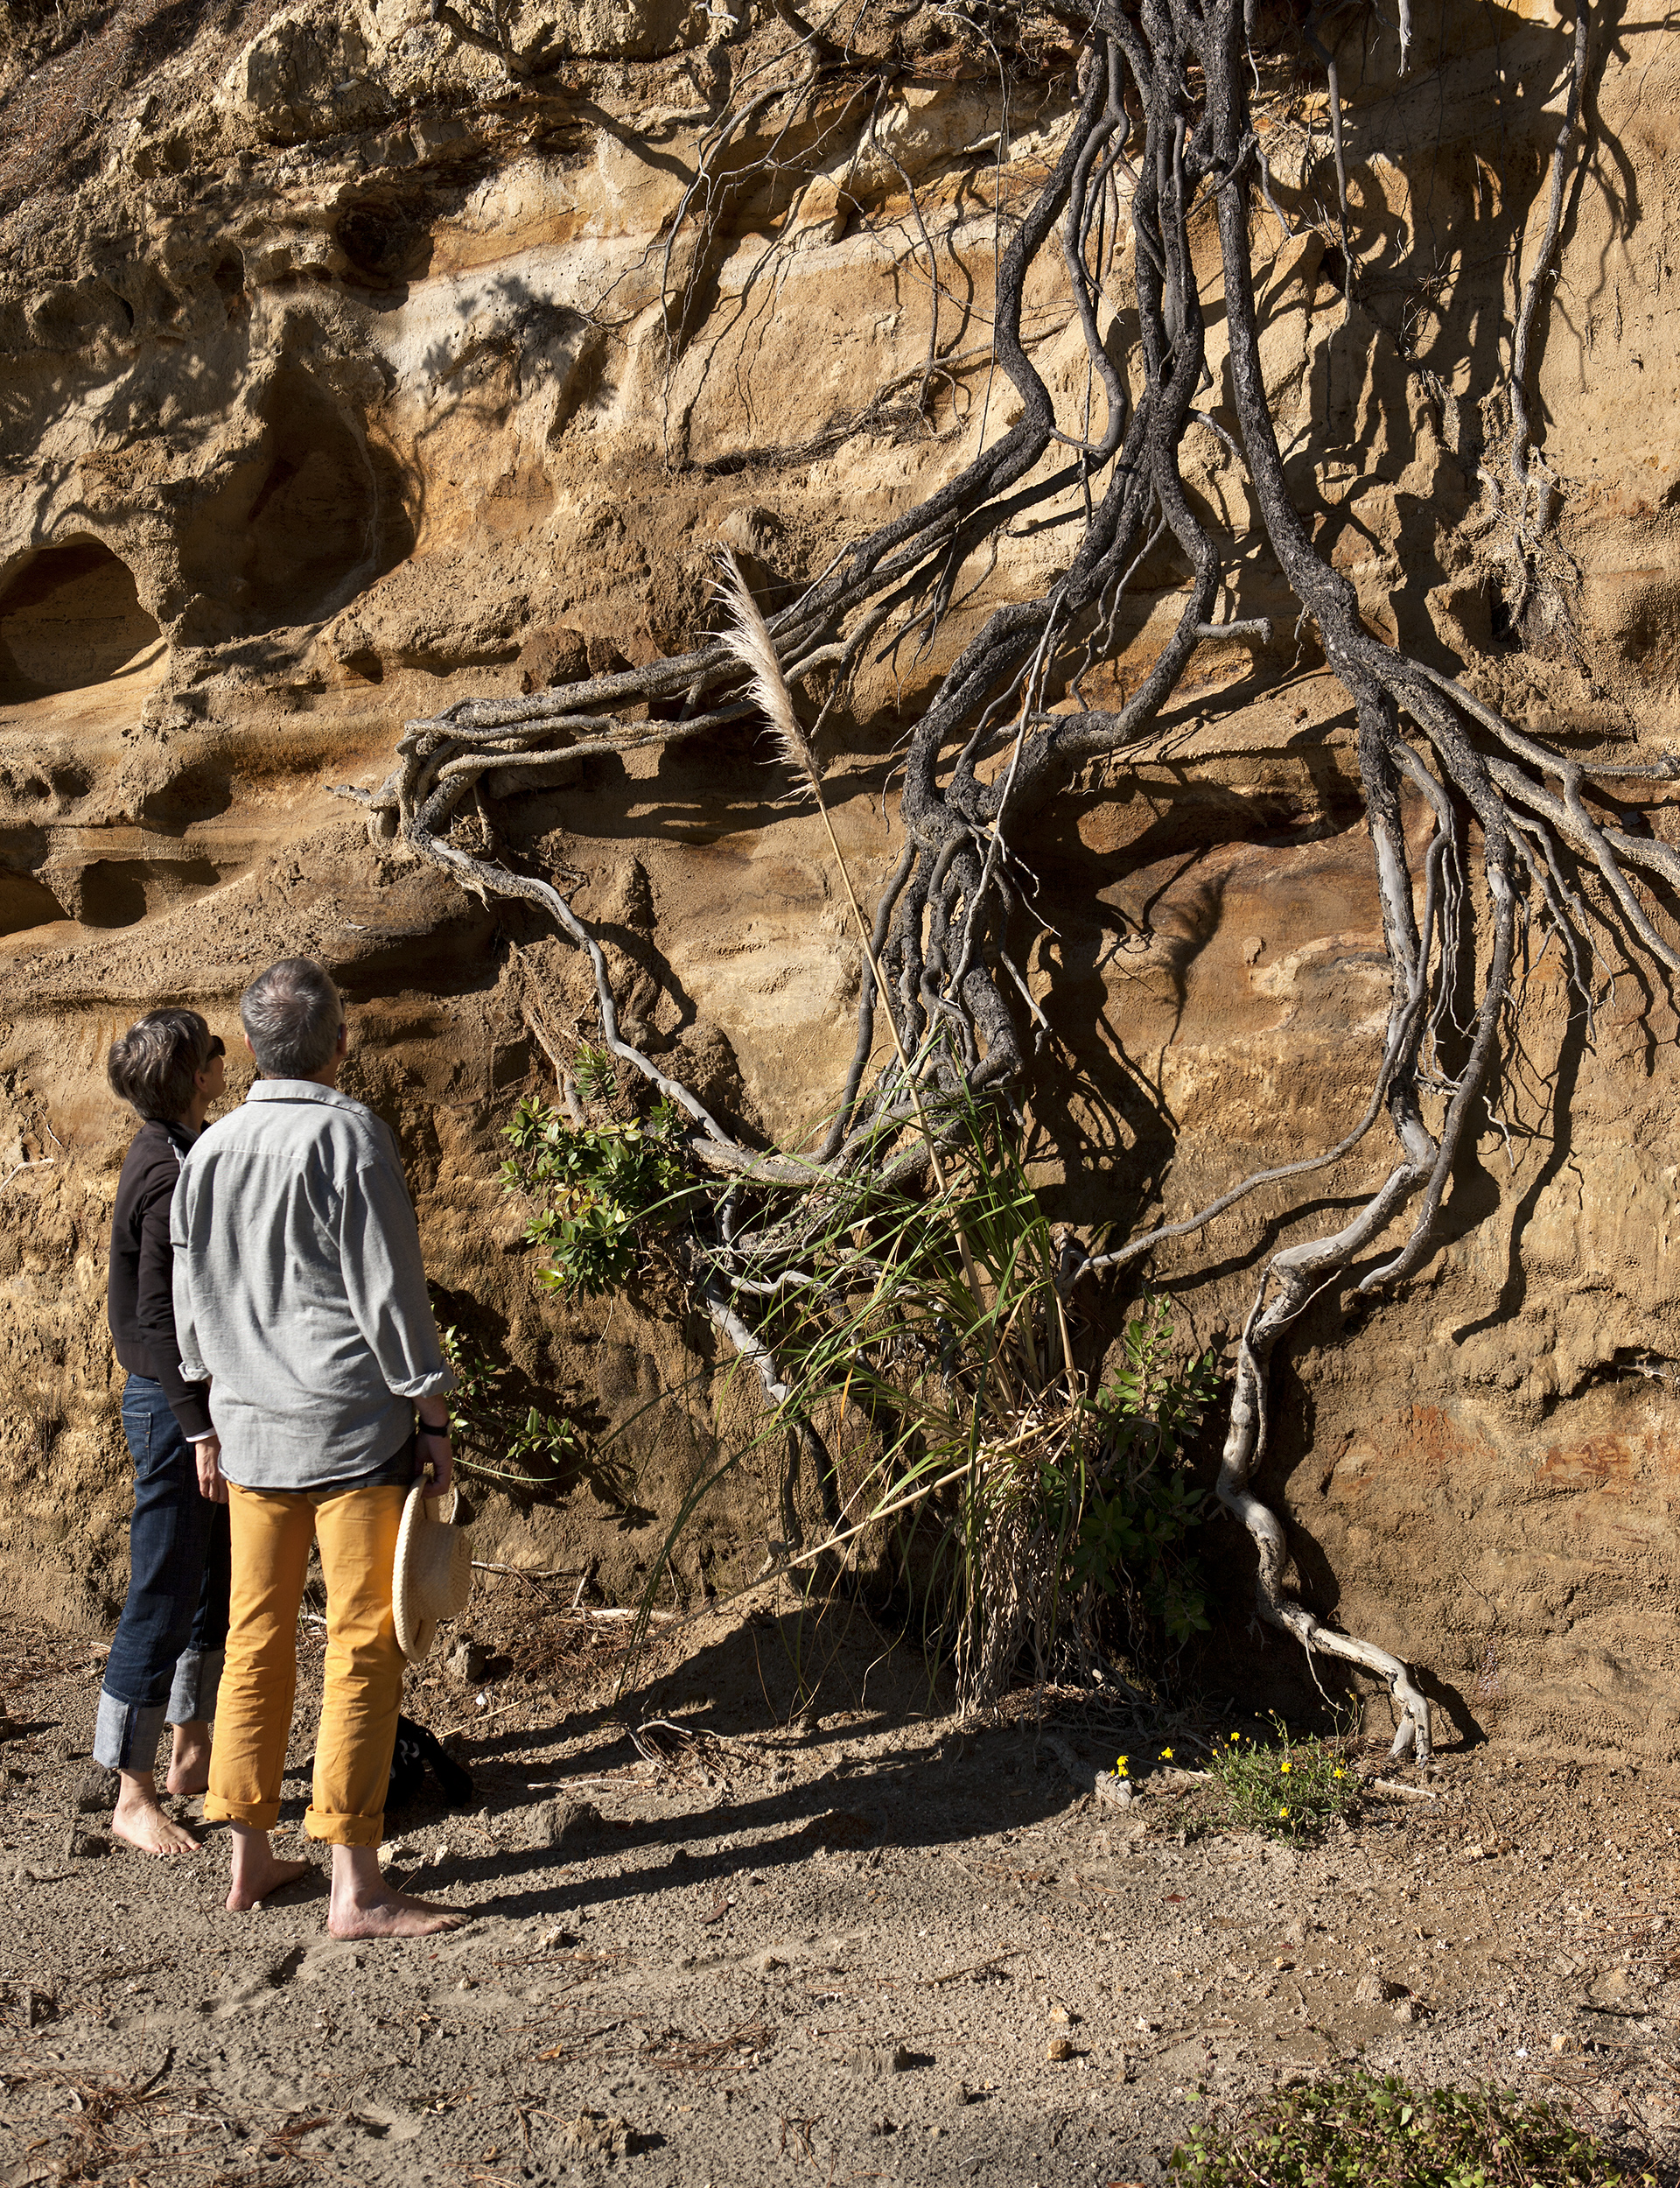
[171,1080,455,1490]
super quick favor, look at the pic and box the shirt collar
[245,1079,372,1119]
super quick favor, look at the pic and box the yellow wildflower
[1279,1761,1291,1774]
[1160,1747,1174,1761]
[1334,1768,1346,1780]
[1228,1731,1240,1742]
[1278,1807,1289,1819]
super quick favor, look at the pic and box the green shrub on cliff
[500,1079,696,1298]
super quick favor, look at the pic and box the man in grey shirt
[173,956,462,1937]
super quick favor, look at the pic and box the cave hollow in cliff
[0,537,160,699]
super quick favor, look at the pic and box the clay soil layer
[3,1586,1678,2186]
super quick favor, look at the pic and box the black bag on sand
[388,1713,474,1813]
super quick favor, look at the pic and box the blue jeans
[94,1375,232,1776]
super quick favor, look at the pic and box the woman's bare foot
[226,1821,312,1911]
[165,1721,212,1799]
[328,1843,465,1939]
[112,1771,201,1858]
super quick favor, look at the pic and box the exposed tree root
[338,0,1655,1739]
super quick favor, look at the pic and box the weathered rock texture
[2,0,1678,1757]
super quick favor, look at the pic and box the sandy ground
[3,1581,1680,2187]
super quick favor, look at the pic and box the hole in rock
[337,199,430,288]
[74,857,221,929]
[0,867,68,936]
[0,540,161,698]
[178,367,413,639]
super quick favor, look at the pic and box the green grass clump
[1199,1714,1360,1840]
[1172,2072,1657,2185]
[615,1082,1216,1708]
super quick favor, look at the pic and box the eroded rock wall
[3,0,1679,1757]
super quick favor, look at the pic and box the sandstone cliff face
[3,0,1678,1757]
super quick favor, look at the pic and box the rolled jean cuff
[92,1689,169,1776]
[169,1646,224,1727]
[304,1805,386,1848]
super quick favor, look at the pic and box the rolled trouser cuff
[203,1793,283,1832]
[92,1688,169,1777]
[168,1645,224,1728]
[304,1805,386,1848]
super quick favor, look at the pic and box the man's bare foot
[165,1721,212,1799]
[112,1773,201,1858]
[226,1822,312,1911]
[327,1883,466,1939]
[328,1843,464,1939]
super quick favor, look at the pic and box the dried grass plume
[713,547,822,794]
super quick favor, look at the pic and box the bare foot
[328,1841,464,1938]
[165,1721,212,1799]
[112,1776,201,1859]
[226,1823,312,1911]
[328,1883,466,1939]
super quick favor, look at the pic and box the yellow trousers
[205,1481,407,1848]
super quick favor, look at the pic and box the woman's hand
[194,1435,227,1503]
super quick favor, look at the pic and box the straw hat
[393,1465,474,1664]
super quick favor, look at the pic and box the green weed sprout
[436,1317,582,1492]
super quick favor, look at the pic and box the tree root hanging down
[335,0,1650,1751]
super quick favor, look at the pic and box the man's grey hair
[241,957,342,1079]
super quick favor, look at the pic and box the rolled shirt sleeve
[170,1172,209,1386]
[338,1125,457,1404]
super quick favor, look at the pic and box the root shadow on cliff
[430,1280,658,1529]
[1449,994,1591,1346]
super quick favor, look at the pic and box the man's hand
[416,1421,453,1497]
[194,1435,227,1504]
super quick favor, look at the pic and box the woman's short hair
[241,957,342,1079]
[108,1009,214,1123]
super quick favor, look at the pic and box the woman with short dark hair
[101,1007,230,1857]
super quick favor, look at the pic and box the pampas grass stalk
[713,548,998,1363]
